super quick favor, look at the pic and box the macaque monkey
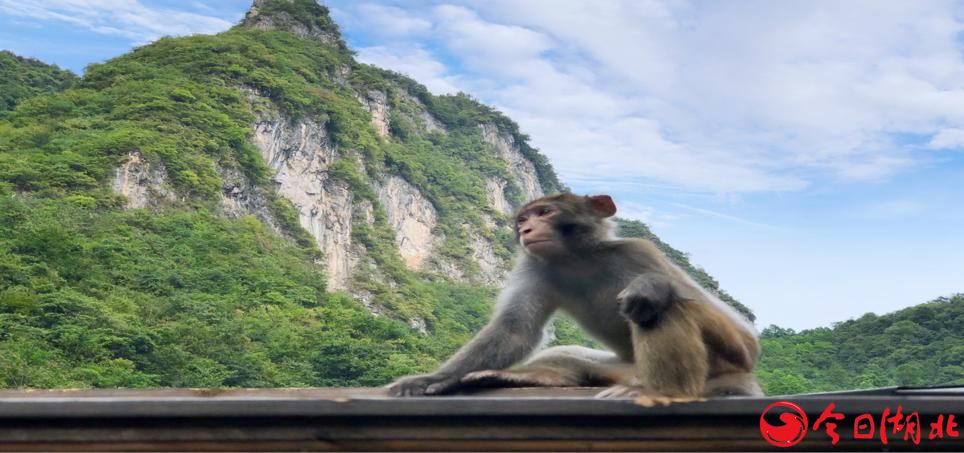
[388,193,762,400]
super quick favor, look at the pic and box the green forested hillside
[757,294,964,394]
[0,1,531,387]
[0,50,78,112]
[0,192,496,387]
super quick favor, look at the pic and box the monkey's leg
[635,302,708,397]
[599,302,708,401]
[461,345,633,389]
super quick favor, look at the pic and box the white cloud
[426,1,964,192]
[613,201,682,230]
[928,128,964,150]
[432,5,553,73]
[830,155,917,182]
[356,3,432,37]
[666,202,781,230]
[0,0,233,44]
[355,45,461,95]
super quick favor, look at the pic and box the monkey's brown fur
[388,193,762,399]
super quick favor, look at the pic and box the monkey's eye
[536,207,553,216]
[517,215,528,225]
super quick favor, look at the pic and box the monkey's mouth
[523,239,551,247]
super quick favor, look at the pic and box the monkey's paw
[617,275,675,327]
[595,385,703,407]
[461,369,569,388]
[386,373,460,397]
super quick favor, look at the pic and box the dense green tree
[0,51,78,112]
[758,295,964,393]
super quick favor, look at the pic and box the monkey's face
[517,203,565,257]
[516,194,617,259]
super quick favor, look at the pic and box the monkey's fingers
[424,377,460,395]
[461,370,505,386]
[387,373,460,397]
[595,384,639,399]
[461,369,537,388]
[386,381,421,397]
[633,394,704,407]
[462,369,566,388]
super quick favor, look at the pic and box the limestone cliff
[104,0,562,305]
[111,152,176,209]
[242,0,346,48]
[238,92,546,289]
[481,123,545,207]
[248,108,364,289]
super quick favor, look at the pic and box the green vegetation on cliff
[0,0,571,388]
[0,50,78,112]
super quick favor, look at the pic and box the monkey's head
[515,193,617,260]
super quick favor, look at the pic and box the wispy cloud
[355,45,462,95]
[356,3,432,37]
[336,1,964,193]
[615,201,683,229]
[0,0,233,44]
[17,0,958,195]
[666,202,782,230]
[928,128,964,150]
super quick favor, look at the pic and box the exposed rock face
[408,317,428,335]
[357,90,390,138]
[399,91,445,134]
[374,175,438,270]
[109,106,547,296]
[485,177,514,216]
[420,110,445,133]
[481,123,544,204]
[111,151,175,209]
[467,228,506,285]
[242,0,342,46]
[219,165,278,232]
[245,113,542,289]
[250,109,361,290]
[112,78,550,297]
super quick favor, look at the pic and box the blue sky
[1,1,962,330]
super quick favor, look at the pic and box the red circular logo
[760,401,808,448]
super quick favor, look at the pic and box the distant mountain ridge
[757,294,963,394]
[0,0,757,388]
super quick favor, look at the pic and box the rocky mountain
[0,0,750,388]
[112,1,566,293]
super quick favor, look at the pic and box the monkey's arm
[388,282,556,396]
[617,272,683,328]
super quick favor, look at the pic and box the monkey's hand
[617,273,677,328]
[386,372,461,397]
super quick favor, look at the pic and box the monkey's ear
[587,195,617,218]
